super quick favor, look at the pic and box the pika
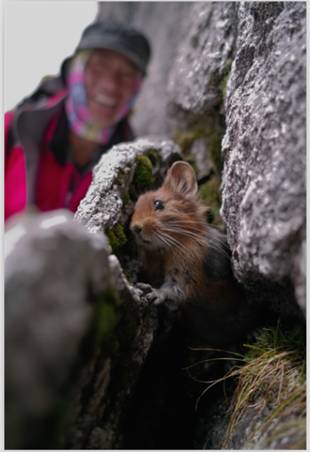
[130,161,250,346]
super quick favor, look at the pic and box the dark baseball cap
[61,21,152,78]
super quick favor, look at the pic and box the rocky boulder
[168,2,306,315]
[75,137,181,241]
[5,210,157,449]
[5,210,109,448]
[221,2,306,313]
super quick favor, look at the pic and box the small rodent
[130,161,251,346]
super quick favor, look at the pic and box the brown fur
[131,162,214,299]
[130,161,249,345]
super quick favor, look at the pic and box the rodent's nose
[132,224,142,235]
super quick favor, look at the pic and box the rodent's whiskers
[163,224,231,260]
[157,230,203,262]
[155,232,174,250]
[165,220,208,236]
[171,221,231,259]
[157,230,189,256]
[163,226,209,247]
[159,228,206,261]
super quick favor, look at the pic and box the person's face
[84,49,141,126]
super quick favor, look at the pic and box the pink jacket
[5,76,134,221]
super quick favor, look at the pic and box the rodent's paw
[129,286,144,302]
[146,289,166,305]
[131,282,157,303]
[135,283,167,305]
[136,282,154,294]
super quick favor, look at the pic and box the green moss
[199,176,223,227]
[106,223,127,251]
[199,176,221,205]
[218,58,232,101]
[95,303,119,343]
[174,127,206,154]
[175,123,224,225]
[175,121,224,175]
[146,148,161,166]
[132,155,155,191]
[218,73,229,102]
[121,191,130,205]
[100,286,122,307]
[94,287,122,344]
[115,168,126,186]
[94,289,121,344]
[208,128,223,173]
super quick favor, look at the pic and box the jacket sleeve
[5,111,27,221]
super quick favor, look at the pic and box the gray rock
[74,138,181,233]
[221,2,306,310]
[166,2,238,190]
[167,2,238,120]
[64,252,158,449]
[165,1,306,313]
[189,137,213,180]
[5,210,158,449]
[5,210,111,449]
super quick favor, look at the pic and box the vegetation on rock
[94,288,122,344]
[106,223,127,251]
[132,155,155,192]
[195,324,306,449]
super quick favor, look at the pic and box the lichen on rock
[220,2,306,311]
[106,223,128,252]
[132,154,155,191]
[75,138,181,236]
[167,2,238,116]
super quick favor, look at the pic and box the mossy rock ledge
[74,138,182,237]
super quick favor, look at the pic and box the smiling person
[5,22,151,221]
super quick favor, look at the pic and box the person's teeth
[94,94,117,107]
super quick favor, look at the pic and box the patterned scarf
[65,50,141,144]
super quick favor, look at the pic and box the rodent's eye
[153,199,165,211]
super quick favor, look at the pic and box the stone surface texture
[5,210,158,450]
[167,2,305,312]
[5,210,111,449]
[220,2,306,310]
[65,254,158,449]
[167,2,237,119]
[75,138,181,233]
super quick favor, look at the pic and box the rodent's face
[130,161,209,253]
[130,187,206,252]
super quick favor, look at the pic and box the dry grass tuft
[192,324,306,449]
[224,325,305,448]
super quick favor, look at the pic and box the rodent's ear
[163,161,198,197]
